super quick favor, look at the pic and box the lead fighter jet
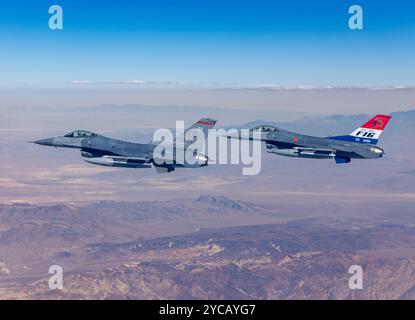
[33,118,217,173]
[231,114,391,164]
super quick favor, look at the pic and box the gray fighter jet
[231,114,391,164]
[33,118,217,173]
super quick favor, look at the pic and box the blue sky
[1,0,415,86]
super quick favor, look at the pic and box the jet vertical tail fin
[329,114,392,145]
[185,118,217,138]
[174,118,217,148]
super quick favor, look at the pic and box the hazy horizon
[1,87,415,117]
[1,102,414,205]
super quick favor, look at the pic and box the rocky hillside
[2,216,415,299]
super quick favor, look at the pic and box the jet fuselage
[259,128,384,161]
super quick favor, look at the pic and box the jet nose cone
[33,138,55,146]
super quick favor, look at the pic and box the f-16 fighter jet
[33,118,217,173]
[230,114,391,164]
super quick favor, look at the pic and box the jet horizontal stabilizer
[153,164,175,173]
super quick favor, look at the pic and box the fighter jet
[229,114,391,164]
[33,118,217,173]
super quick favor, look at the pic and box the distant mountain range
[117,108,415,147]
[1,195,415,299]
[2,213,415,299]
[0,196,289,281]
[0,196,272,244]
[239,109,415,136]
[107,109,415,150]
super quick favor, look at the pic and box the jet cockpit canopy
[64,130,97,138]
[252,125,279,132]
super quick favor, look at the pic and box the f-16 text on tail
[230,114,391,164]
[33,118,217,173]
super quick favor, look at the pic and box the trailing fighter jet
[33,118,217,173]
[229,114,391,164]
